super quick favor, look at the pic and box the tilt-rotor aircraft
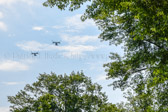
[52,41,61,46]
[31,52,39,56]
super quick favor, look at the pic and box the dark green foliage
[101,103,121,112]
[8,72,120,112]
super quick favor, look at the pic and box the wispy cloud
[0,12,4,19]
[65,14,95,32]
[2,81,24,85]
[0,21,7,31]
[16,41,98,57]
[32,26,44,31]
[52,25,65,29]
[0,12,7,31]
[0,107,9,112]
[60,45,97,57]
[0,60,29,71]
[59,45,96,52]
[33,14,96,33]
[0,0,35,6]
[51,14,96,32]
[95,74,107,82]
[16,41,51,51]
[61,34,98,44]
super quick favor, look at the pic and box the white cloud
[16,41,50,51]
[32,26,44,31]
[0,0,35,6]
[16,41,98,57]
[65,14,96,32]
[2,81,24,85]
[95,75,107,82]
[61,34,98,44]
[0,60,29,71]
[60,45,97,57]
[0,21,7,31]
[59,45,96,52]
[0,107,9,112]
[38,14,96,32]
[52,25,65,29]
[0,12,4,19]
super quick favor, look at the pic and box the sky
[0,0,125,111]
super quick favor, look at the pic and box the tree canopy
[43,0,168,111]
[8,72,121,112]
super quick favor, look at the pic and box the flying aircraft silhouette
[31,52,39,56]
[52,41,61,46]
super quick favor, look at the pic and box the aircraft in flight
[52,41,61,46]
[31,52,39,56]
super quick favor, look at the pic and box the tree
[101,103,121,112]
[43,0,168,111]
[8,72,120,112]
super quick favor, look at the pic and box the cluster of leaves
[8,72,121,112]
[42,0,168,111]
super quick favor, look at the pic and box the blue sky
[0,0,125,111]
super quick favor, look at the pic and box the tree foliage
[43,0,168,111]
[8,72,120,112]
